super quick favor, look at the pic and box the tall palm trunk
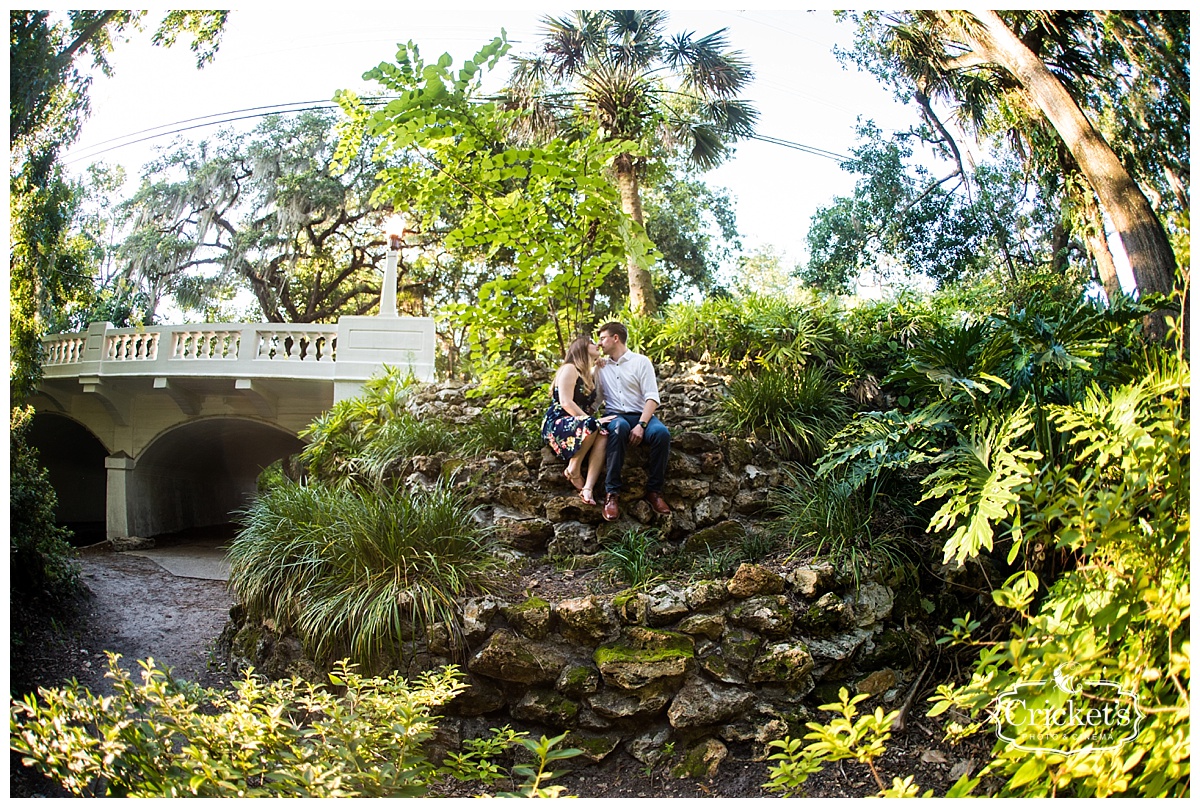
[614,152,657,316]
[958,10,1179,339]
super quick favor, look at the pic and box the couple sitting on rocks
[540,321,671,522]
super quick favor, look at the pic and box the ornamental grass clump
[716,366,853,462]
[229,480,500,667]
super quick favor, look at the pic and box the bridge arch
[122,417,304,538]
[27,412,110,545]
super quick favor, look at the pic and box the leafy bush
[716,366,852,462]
[923,354,1190,797]
[765,688,926,797]
[637,294,839,369]
[783,348,1189,797]
[299,369,416,483]
[9,406,82,649]
[11,655,468,797]
[229,480,500,667]
[460,407,544,454]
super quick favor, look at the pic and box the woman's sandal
[563,467,584,491]
[580,487,597,506]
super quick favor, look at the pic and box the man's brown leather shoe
[603,493,620,521]
[645,491,671,515]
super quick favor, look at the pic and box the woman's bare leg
[565,430,598,486]
[582,433,608,501]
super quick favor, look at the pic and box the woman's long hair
[564,335,596,394]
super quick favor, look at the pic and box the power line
[63,99,853,167]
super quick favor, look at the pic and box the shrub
[9,406,82,650]
[229,480,501,667]
[716,366,852,462]
[638,294,839,369]
[11,655,470,797]
[600,528,662,588]
[923,355,1190,797]
[770,464,912,582]
[299,369,417,483]
[461,407,544,454]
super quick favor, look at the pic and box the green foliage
[717,367,852,463]
[920,408,1041,564]
[601,528,663,588]
[229,480,500,667]
[299,369,416,484]
[9,406,82,648]
[802,122,1001,293]
[337,38,648,366]
[770,464,911,581]
[765,688,905,796]
[11,655,473,797]
[9,153,97,402]
[439,726,524,784]
[300,368,540,488]
[640,294,839,369]
[460,407,544,455]
[926,356,1189,797]
[496,732,584,798]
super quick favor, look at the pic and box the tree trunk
[613,153,658,316]
[961,10,1179,339]
[1081,192,1123,302]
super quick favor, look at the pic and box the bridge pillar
[105,453,135,540]
[333,315,436,401]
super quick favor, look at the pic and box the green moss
[231,625,264,659]
[558,664,596,691]
[721,630,763,665]
[670,743,714,779]
[594,629,694,667]
[508,596,551,614]
[612,591,637,610]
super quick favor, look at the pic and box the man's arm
[629,355,661,446]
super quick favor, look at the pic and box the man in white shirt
[595,321,671,521]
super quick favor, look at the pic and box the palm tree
[503,9,758,315]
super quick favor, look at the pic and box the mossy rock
[683,519,745,551]
[505,597,553,640]
[563,730,621,763]
[669,737,728,780]
[512,688,580,728]
[594,628,695,690]
[556,663,601,699]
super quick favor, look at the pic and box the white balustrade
[38,319,429,393]
[43,335,87,365]
[171,329,241,360]
[255,328,337,362]
[106,331,160,361]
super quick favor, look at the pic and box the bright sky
[64,6,922,277]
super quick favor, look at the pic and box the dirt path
[14,543,236,698]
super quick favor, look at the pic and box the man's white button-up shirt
[597,350,660,414]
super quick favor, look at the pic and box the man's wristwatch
[637,420,648,429]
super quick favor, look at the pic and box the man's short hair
[598,321,628,344]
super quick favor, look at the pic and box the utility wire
[64,98,853,166]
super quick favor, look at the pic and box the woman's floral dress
[541,376,606,461]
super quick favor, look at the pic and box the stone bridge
[28,315,435,543]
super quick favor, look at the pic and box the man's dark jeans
[604,413,670,496]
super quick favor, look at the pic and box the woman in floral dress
[541,336,610,505]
